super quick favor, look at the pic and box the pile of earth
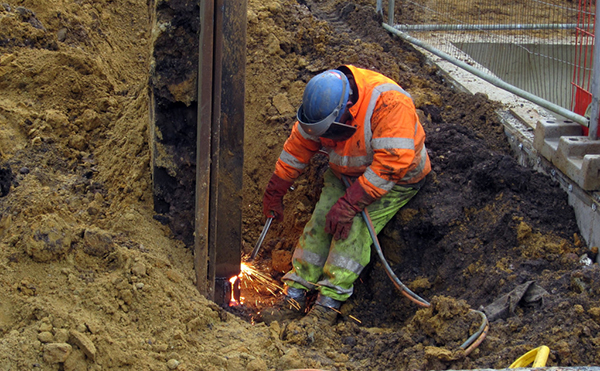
[0,0,599,370]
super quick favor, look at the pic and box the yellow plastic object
[509,346,550,368]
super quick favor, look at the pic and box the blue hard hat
[297,70,351,137]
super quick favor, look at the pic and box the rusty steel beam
[212,0,246,306]
[196,0,215,299]
[195,0,246,305]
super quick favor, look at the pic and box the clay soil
[1,0,599,370]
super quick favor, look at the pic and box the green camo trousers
[282,169,420,302]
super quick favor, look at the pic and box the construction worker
[261,65,431,326]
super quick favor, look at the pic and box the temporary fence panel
[381,0,595,132]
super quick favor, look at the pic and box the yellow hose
[509,346,550,368]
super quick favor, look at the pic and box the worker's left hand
[325,181,374,240]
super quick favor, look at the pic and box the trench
[149,0,600,368]
[1,0,599,369]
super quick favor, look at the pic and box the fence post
[589,1,600,139]
[388,0,395,25]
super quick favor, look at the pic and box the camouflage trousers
[283,169,420,302]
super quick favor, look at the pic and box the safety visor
[320,121,357,141]
[297,106,357,141]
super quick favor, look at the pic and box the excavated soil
[1,0,599,370]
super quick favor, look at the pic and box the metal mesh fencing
[383,0,594,115]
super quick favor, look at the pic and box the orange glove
[263,173,293,222]
[325,181,375,240]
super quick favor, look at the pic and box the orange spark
[239,262,283,296]
[229,275,240,307]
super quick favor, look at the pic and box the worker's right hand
[262,173,293,222]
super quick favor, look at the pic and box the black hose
[359,202,430,307]
[341,175,488,352]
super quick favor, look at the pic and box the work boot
[301,294,342,326]
[259,287,307,325]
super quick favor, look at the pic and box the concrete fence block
[552,136,600,191]
[533,119,583,161]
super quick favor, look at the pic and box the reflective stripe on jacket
[274,65,431,199]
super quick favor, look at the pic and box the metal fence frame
[377,0,599,139]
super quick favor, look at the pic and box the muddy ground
[1,0,599,370]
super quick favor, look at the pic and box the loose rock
[167,359,180,369]
[37,331,54,343]
[69,330,97,361]
[43,343,72,364]
[131,262,147,276]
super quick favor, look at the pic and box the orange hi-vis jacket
[274,65,431,199]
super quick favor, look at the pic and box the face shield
[297,103,357,141]
[319,121,357,141]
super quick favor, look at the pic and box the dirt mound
[1,0,599,370]
[0,1,263,369]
